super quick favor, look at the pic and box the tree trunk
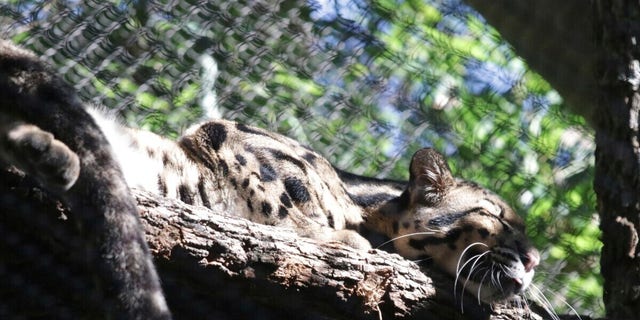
[464,0,597,122]
[464,1,640,318]
[0,168,558,320]
[593,1,640,319]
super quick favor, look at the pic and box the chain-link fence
[0,0,601,317]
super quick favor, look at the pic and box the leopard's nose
[522,248,540,272]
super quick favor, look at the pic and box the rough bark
[464,0,597,123]
[592,1,640,319]
[0,168,561,320]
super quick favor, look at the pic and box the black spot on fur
[427,208,481,227]
[327,214,335,228]
[229,178,237,189]
[246,199,254,212]
[416,255,433,267]
[260,164,277,182]
[284,177,311,203]
[494,216,512,233]
[157,175,167,195]
[348,192,400,207]
[178,184,194,205]
[408,238,426,251]
[389,190,411,212]
[235,154,247,166]
[302,152,317,164]
[236,123,269,137]
[408,228,464,250]
[462,225,474,233]
[204,123,227,151]
[280,192,292,208]
[278,206,289,218]
[242,178,250,189]
[219,159,229,176]
[268,149,307,172]
[197,179,211,208]
[261,201,273,216]
[392,221,399,234]
[478,228,490,239]
[162,152,170,166]
[402,221,411,229]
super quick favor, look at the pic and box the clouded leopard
[0,40,539,318]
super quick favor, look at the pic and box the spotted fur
[93,113,371,248]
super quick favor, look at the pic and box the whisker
[454,242,489,298]
[410,256,432,264]
[527,289,555,320]
[476,268,491,304]
[495,270,504,293]
[375,231,438,249]
[513,294,521,313]
[529,283,582,320]
[454,242,489,313]
[489,267,497,288]
[497,263,510,277]
[455,242,489,281]
[528,284,560,320]
[519,295,524,312]
[462,253,488,295]
[455,253,483,293]
[463,259,488,310]
[560,299,583,320]
[458,254,483,313]
[523,294,531,318]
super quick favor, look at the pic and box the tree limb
[0,169,579,319]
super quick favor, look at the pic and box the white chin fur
[520,269,534,291]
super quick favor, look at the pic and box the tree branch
[0,169,569,319]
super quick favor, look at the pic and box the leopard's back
[180,120,364,233]
[99,117,371,247]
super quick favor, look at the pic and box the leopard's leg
[326,228,372,250]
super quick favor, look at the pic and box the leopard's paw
[5,124,80,191]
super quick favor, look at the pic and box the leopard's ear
[408,148,455,206]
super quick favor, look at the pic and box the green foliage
[1,0,601,316]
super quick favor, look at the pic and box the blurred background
[0,0,601,317]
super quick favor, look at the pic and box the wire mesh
[0,0,601,317]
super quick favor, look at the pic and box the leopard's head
[390,148,539,302]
